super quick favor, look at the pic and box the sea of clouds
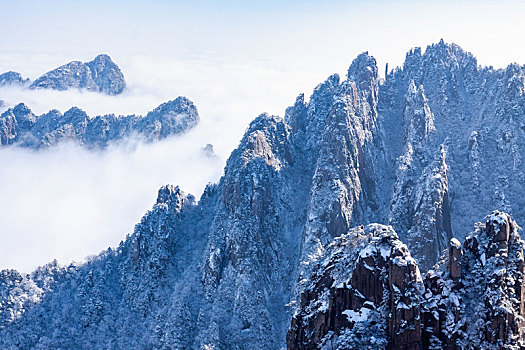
[0,53,329,272]
[1,0,521,271]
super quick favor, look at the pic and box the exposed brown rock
[486,212,511,243]
[422,211,525,349]
[287,224,423,350]
[289,212,525,350]
[448,238,462,281]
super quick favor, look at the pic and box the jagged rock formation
[381,41,525,270]
[0,185,204,349]
[287,224,424,349]
[29,54,126,95]
[423,211,525,349]
[1,41,525,349]
[0,96,199,148]
[288,211,525,349]
[0,71,30,86]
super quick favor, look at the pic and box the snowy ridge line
[1,40,525,348]
[0,96,199,149]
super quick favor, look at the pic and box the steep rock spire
[288,224,423,349]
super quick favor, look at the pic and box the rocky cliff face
[380,41,525,268]
[0,96,199,148]
[423,211,525,349]
[1,41,525,349]
[29,54,126,95]
[287,224,423,350]
[288,211,525,349]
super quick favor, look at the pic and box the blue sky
[2,0,525,70]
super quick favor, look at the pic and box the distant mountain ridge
[0,97,199,148]
[1,41,525,349]
[0,71,30,87]
[0,54,126,95]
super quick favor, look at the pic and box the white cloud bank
[1,0,524,272]
[0,54,326,272]
[0,132,222,272]
[0,128,222,271]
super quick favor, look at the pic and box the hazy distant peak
[0,97,199,148]
[29,54,126,95]
[0,71,30,87]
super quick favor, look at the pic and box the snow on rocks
[422,211,525,349]
[0,97,199,148]
[289,212,525,349]
[29,54,126,95]
[287,224,423,350]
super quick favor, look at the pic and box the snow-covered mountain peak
[2,41,525,349]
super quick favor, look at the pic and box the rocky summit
[1,41,525,349]
[287,224,424,349]
[29,54,126,95]
[422,211,525,349]
[288,211,525,349]
[0,71,30,87]
[0,96,199,149]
